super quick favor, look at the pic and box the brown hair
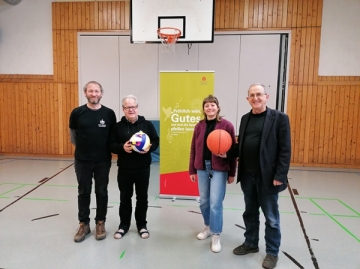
[202,95,222,121]
[83,81,104,93]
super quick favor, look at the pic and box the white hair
[122,95,138,106]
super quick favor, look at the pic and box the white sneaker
[197,226,212,240]
[211,235,221,253]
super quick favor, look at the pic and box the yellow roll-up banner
[159,71,214,198]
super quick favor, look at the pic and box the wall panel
[0,0,360,167]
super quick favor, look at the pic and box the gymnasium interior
[1,0,359,269]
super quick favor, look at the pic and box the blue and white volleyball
[129,131,150,152]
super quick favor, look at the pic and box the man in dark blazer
[223,83,291,269]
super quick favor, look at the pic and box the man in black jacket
[109,95,159,240]
[224,83,291,269]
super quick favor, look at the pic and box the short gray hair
[122,95,138,106]
[248,83,266,93]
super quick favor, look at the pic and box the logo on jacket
[98,119,106,127]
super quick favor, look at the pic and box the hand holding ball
[206,129,232,155]
[129,131,150,152]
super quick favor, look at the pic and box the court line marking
[310,199,360,243]
[32,214,59,221]
[288,183,320,269]
[119,250,126,259]
[0,163,74,212]
[282,251,305,269]
[1,181,359,245]
[0,184,26,196]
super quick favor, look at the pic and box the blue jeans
[197,160,228,234]
[240,172,281,256]
[74,159,111,224]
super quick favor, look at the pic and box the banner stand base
[159,194,200,202]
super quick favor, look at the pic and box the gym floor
[0,157,359,269]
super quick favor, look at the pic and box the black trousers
[117,167,150,231]
[74,159,111,224]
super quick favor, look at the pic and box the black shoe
[262,254,278,269]
[114,228,128,239]
[138,228,150,239]
[233,243,259,255]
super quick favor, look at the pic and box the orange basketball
[206,129,232,154]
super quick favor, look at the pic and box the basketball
[206,129,232,155]
[129,131,150,152]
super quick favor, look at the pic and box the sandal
[139,228,150,239]
[114,229,127,239]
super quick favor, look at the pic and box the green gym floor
[0,157,359,269]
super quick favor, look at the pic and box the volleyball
[129,131,150,152]
[206,129,232,154]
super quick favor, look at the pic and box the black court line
[188,210,201,214]
[31,214,59,221]
[282,251,305,269]
[38,177,49,183]
[91,206,114,209]
[0,163,74,213]
[288,182,320,269]
[148,205,162,208]
[235,223,246,230]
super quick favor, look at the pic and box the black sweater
[109,115,159,170]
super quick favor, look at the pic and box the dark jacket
[228,107,291,193]
[109,115,159,170]
[189,118,237,177]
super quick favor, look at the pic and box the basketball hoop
[157,27,181,54]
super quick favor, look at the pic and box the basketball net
[157,27,181,54]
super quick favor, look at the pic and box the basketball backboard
[130,0,215,43]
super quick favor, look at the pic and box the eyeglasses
[248,92,267,99]
[123,105,138,111]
